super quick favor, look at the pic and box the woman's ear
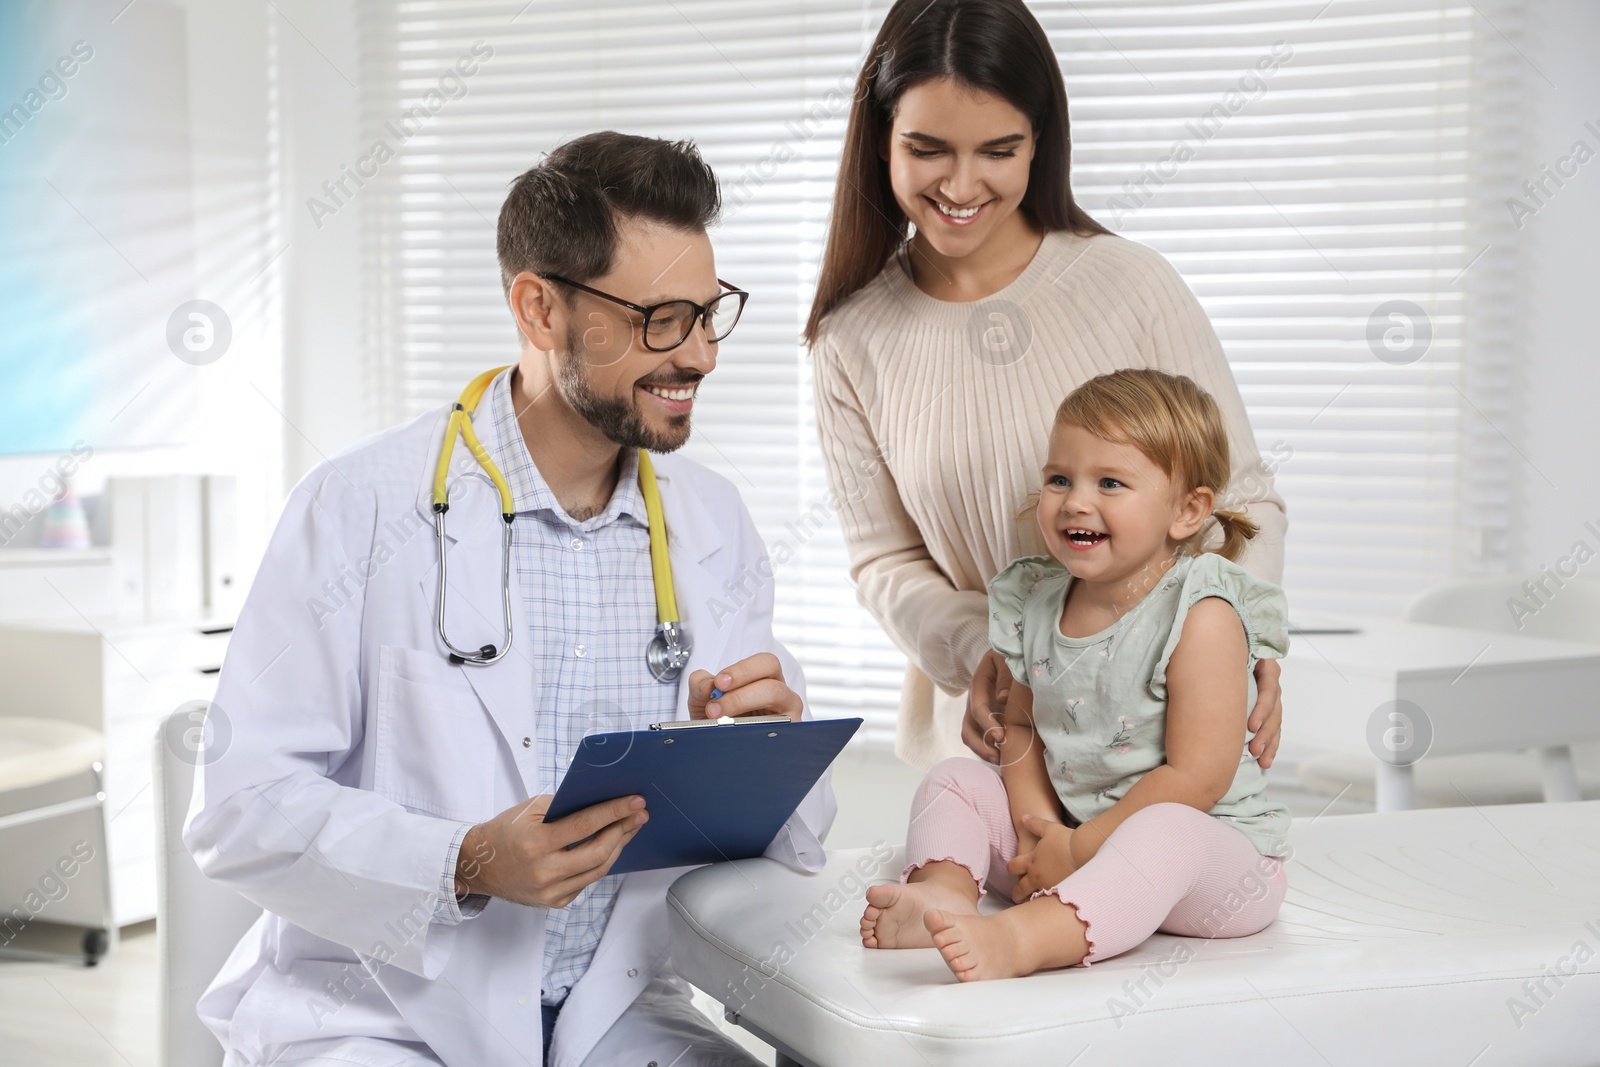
[1169,484,1215,542]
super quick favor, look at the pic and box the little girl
[860,369,1291,982]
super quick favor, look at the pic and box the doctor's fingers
[541,814,645,895]
[686,669,717,718]
[705,676,802,721]
[544,794,648,850]
[707,651,785,694]
[511,794,554,827]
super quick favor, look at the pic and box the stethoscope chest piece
[646,620,693,683]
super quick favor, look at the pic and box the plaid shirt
[442,369,678,1006]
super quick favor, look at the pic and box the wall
[1513,1,1600,576]
[271,0,367,484]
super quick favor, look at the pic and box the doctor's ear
[508,271,564,350]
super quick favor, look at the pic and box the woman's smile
[926,195,993,227]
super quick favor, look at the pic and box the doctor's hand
[454,794,647,909]
[688,652,803,722]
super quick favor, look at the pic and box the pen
[710,688,724,700]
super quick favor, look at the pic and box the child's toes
[864,882,901,910]
[926,911,982,980]
[926,909,967,952]
[938,940,977,979]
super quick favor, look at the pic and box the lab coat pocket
[374,644,498,823]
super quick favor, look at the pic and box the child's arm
[1065,597,1250,870]
[996,682,1063,844]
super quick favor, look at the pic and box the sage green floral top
[989,552,1292,858]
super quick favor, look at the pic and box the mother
[806,0,1288,770]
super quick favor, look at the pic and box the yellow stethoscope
[430,366,691,681]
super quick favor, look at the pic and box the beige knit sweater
[811,229,1287,770]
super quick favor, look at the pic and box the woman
[807,0,1287,770]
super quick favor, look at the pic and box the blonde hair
[1052,369,1258,562]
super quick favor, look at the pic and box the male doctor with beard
[185,132,833,1067]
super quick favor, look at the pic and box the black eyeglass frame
[536,272,750,352]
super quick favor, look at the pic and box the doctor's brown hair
[496,131,721,295]
[1056,370,1259,562]
[805,0,1110,344]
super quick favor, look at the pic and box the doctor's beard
[556,321,694,453]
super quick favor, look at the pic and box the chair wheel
[82,928,110,966]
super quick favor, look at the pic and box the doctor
[186,131,833,1067]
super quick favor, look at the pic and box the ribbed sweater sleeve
[811,334,993,691]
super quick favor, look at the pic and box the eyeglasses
[538,273,749,353]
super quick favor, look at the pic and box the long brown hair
[804,0,1111,344]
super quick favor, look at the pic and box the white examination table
[668,801,1600,1066]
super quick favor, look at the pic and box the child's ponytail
[1210,507,1259,562]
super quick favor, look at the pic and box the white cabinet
[0,616,231,926]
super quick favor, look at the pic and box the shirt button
[571,538,583,550]
[522,736,532,748]
[628,967,638,978]
[574,644,587,658]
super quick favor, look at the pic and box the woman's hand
[962,650,1013,763]
[1247,658,1283,769]
[1007,814,1077,901]
[688,653,804,722]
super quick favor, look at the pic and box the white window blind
[356,0,1523,749]
[1049,0,1523,617]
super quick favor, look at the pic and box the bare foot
[860,880,978,949]
[924,899,1089,981]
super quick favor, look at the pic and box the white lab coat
[184,402,835,1067]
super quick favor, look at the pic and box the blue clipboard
[544,716,862,874]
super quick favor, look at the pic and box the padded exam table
[668,800,1600,1066]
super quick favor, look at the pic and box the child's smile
[1061,526,1109,551]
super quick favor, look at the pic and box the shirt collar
[484,368,649,529]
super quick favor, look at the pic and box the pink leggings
[903,758,1287,964]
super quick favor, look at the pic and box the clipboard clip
[650,714,792,731]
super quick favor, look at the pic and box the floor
[0,919,158,1067]
[0,746,1458,1067]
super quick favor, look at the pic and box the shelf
[0,547,114,567]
